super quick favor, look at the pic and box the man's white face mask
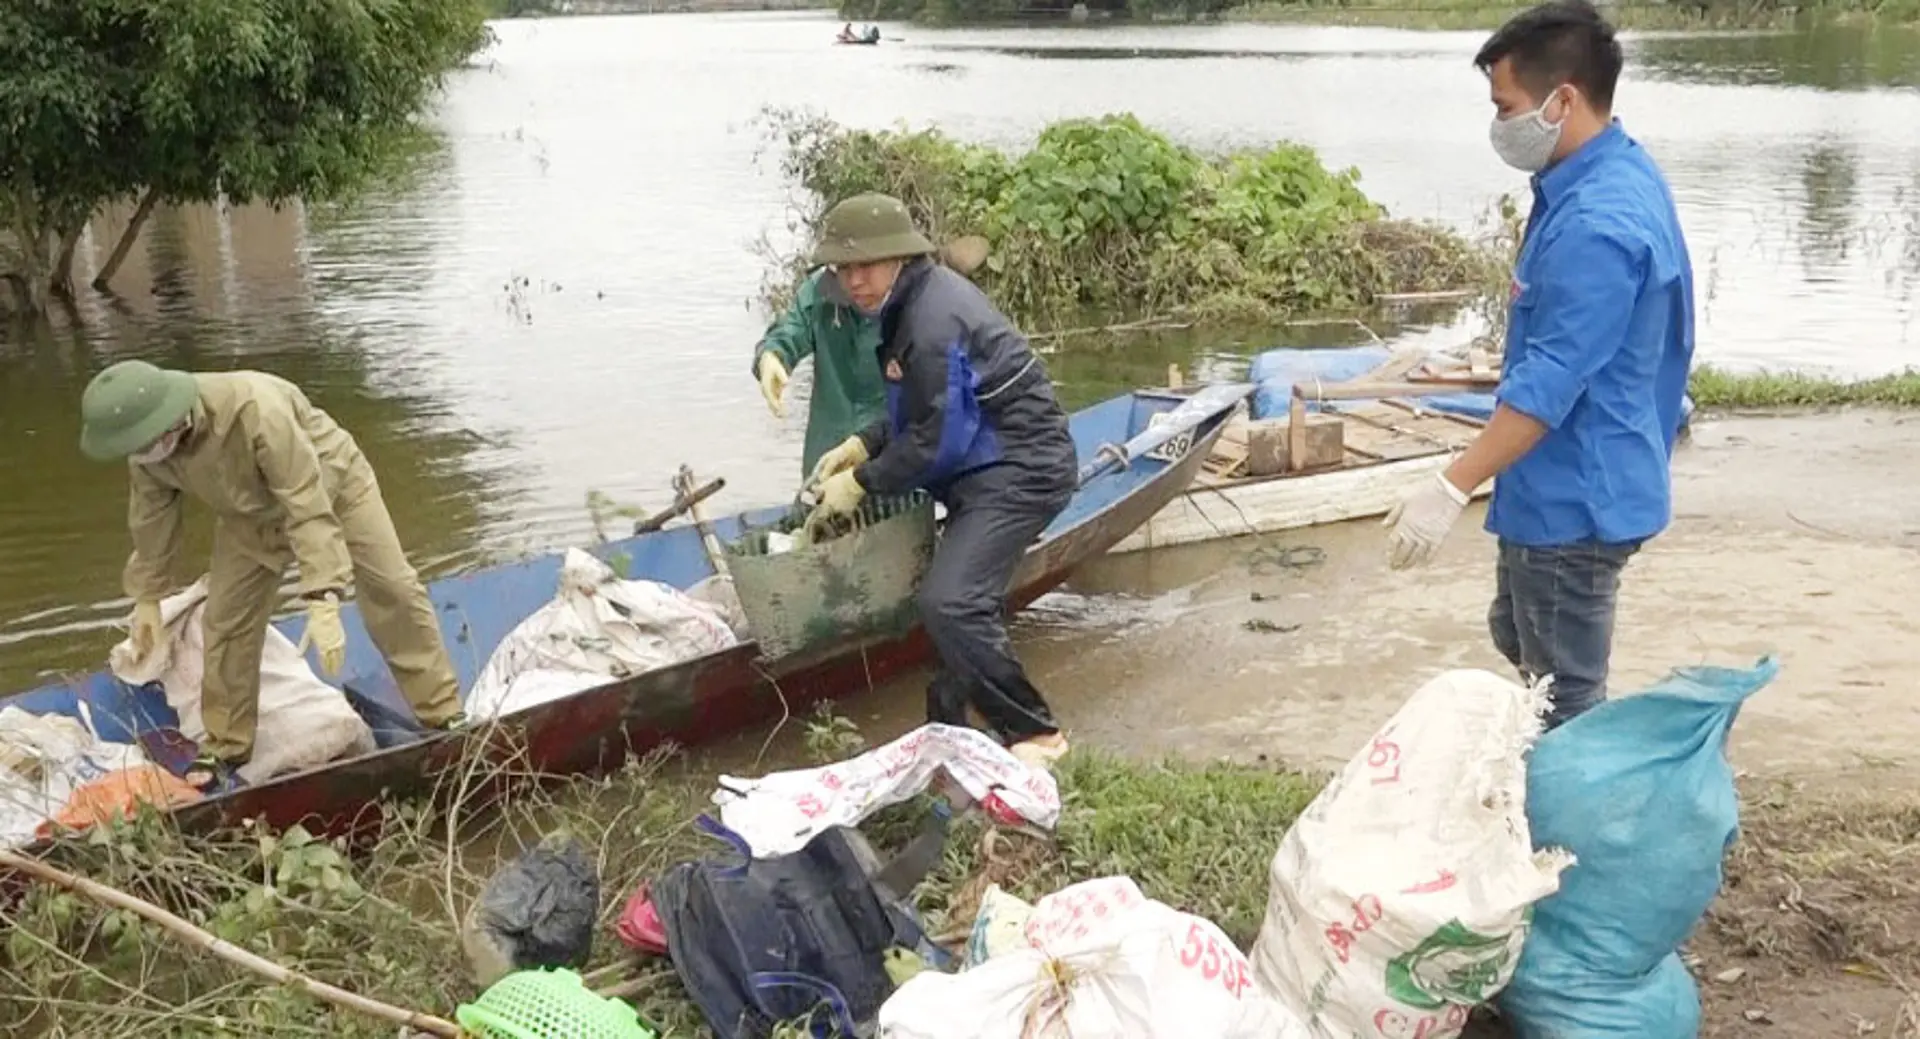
[129,421,188,466]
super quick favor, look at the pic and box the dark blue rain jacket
[851,258,1076,503]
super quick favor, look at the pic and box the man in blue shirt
[1383,0,1694,729]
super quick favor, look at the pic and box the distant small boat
[836,36,880,45]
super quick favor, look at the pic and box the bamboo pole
[0,848,464,1038]
[676,465,732,583]
[631,476,724,535]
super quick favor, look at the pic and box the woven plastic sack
[712,723,1059,858]
[469,549,737,720]
[880,876,1310,1039]
[1250,669,1573,1039]
[455,968,655,1039]
[107,577,376,785]
[1497,657,1778,1039]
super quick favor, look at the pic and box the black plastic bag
[461,833,601,987]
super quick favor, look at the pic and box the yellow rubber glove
[808,435,870,487]
[756,353,789,418]
[128,599,163,658]
[804,470,866,540]
[303,594,347,677]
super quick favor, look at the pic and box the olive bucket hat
[809,193,937,268]
[80,360,199,461]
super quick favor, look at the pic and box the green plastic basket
[455,968,657,1039]
[722,490,937,661]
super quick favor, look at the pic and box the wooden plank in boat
[1339,417,1447,462]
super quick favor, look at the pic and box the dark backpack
[652,811,952,1039]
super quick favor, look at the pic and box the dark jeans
[1488,538,1641,731]
[921,465,1069,744]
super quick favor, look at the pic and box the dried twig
[0,848,463,1038]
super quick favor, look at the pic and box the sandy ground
[775,408,1920,1038]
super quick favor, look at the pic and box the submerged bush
[757,107,1499,331]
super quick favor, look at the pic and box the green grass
[987,751,1323,944]
[1687,365,1920,409]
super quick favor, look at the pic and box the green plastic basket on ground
[455,968,657,1039]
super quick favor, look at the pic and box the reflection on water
[1796,141,1860,274]
[1633,24,1920,90]
[2,13,1918,689]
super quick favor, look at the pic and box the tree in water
[0,0,492,315]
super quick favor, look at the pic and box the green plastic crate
[723,491,936,661]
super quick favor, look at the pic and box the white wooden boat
[1109,341,1694,555]
[1110,398,1490,554]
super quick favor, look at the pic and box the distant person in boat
[865,25,881,42]
[754,233,990,478]
[801,193,1076,769]
[838,21,856,41]
[1382,0,1693,730]
[79,362,466,783]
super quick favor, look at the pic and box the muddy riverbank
[771,408,1920,790]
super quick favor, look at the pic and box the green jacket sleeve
[754,277,820,373]
[123,465,185,601]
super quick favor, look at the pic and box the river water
[2,14,1917,690]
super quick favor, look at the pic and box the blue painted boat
[1,388,1242,846]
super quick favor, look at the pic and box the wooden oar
[0,848,462,1037]
[631,476,725,535]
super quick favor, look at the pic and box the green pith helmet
[810,193,936,267]
[79,361,199,461]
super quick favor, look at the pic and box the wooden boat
[1,389,1240,848]
[1111,347,1695,554]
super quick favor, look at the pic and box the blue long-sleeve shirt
[1487,121,1695,548]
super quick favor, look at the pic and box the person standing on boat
[754,236,990,479]
[79,361,466,781]
[801,193,1076,769]
[1382,0,1693,730]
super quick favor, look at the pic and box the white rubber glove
[1383,471,1470,570]
[756,353,789,418]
